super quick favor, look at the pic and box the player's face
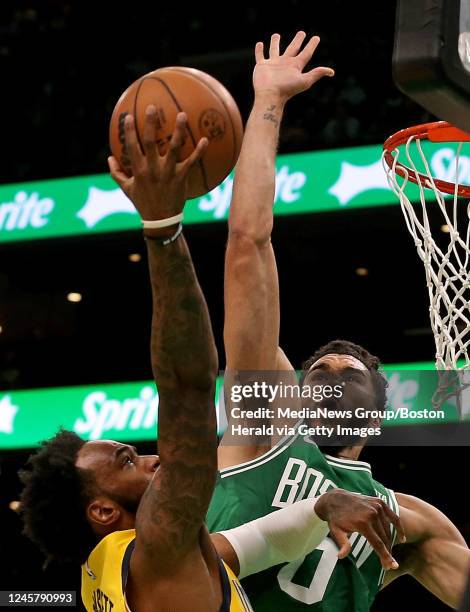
[76,440,159,513]
[302,353,377,425]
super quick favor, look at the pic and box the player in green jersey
[207,31,470,610]
[209,430,401,610]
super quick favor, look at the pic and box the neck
[334,445,364,461]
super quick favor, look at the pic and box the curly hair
[19,429,97,565]
[301,339,388,411]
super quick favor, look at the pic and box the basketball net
[382,122,470,418]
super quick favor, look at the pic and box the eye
[344,372,361,383]
[123,455,135,466]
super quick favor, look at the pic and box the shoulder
[81,530,136,612]
[396,492,465,543]
[218,430,300,478]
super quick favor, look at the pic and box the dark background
[0,1,467,610]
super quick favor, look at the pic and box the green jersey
[207,431,399,611]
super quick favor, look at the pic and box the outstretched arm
[224,32,334,372]
[383,493,470,609]
[220,33,334,466]
[212,488,404,576]
[109,109,218,576]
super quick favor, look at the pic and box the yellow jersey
[81,529,253,612]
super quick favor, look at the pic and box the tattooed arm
[109,111,219,590]
[135,235,218,566]
[220,33,334,467]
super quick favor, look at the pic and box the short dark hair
[301,339,388,411]
[19,429,97,565]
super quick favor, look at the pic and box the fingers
[298,34,321,66]
[382,503,406,544]
[124,114,143,170]
[283,31,307,57]
[142,105,158,166]
[166,112,188,165]
[330,527,351,559]
[362,525,398,570]
[304,65,335,86]
[255,41,265,63]
[372,508,392,553]
[108,156,130,190]
[269,33,280,58]
[181,136,209,172]
[376,503,393,547]
[168,112,208,172]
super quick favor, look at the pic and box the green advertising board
[0,378,225,450]
[0,140,466,244]
[0,365,467,449]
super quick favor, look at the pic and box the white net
[382,131,470,415]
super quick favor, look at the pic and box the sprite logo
[75,165,308,227]
[198,165,307,219]
[74,386,159,440]
[0,191,54,232]
[328,148,470,206]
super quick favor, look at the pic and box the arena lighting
[441,224,451,233]
[9,501,20,512]
[128,253,142,263]
[67,292,82,303]
[355,267,369,276]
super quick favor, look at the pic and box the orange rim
[383,121,470,198]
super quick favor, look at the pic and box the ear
[370,416,381,428]
[86,498,121,528]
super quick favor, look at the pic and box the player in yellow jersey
[78,482,399,612]
[19,106,401,612]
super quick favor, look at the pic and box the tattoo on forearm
[138,236,218,556]
[139,395,217,554]
[146,237,217,388]
[263,105,279,127]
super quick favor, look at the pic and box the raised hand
[108,106,208,227]
[253,31,334,103]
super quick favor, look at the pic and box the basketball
[109,67,243,198]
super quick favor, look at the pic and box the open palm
[253,32,334,102]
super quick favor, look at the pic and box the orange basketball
[109,67,243,198]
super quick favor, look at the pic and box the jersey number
[277,538,338,605]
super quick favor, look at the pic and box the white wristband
[220,497,329,579]
[142,213,183,229]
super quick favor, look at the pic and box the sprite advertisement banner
[0,378,225,450]
[0,140,466,244]
[0,365,468,449]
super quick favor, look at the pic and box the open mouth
[319,397,340,411]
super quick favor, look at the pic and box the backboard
[393,0,470,132]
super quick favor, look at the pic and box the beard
[108,489,142,514]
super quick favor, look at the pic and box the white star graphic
[76,187,138,229]
[0,395,19,434]
[328,159,390,205]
